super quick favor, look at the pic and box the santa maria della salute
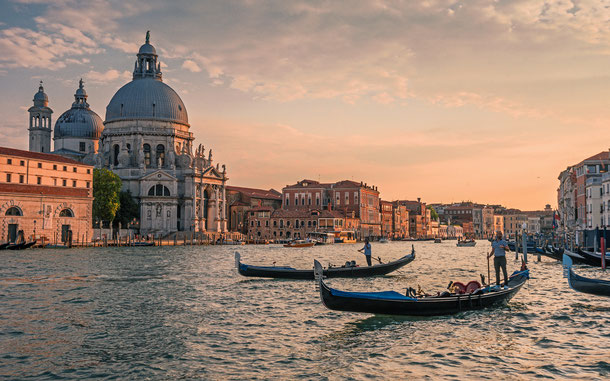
[27,32,228,236]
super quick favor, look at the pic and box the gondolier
[358,238,372,266]
[488,231,509,287]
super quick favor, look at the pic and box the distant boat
[284,240,316,248]
[379,238,389,244]
[434,238,442,243]
[457,239,476,247]
[563,254,610,297]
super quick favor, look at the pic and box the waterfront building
[557,167,577,236]
[585,177,603,229]
[572,152,609,232]
[392,202,409,239]
[281,179,381,238]
[226,186,282,234]
[398,199,428,238]
[602,173,610,227]
[380,200,393,237]
[0,147,93,243]
[503,211,527,239]
[493,214,504,236]
[473,206,494,238]
[246,207,346,241]
[28,82,53,153]
[444,204,474,226]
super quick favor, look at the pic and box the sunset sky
[2,0,610,210]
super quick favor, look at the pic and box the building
[585,177,603,229]
[0,147,93,243]
[503,211,527,239]
[444,204,474,226]
[493,214,504,235]
[557,167,576,235]
[226,186,282,234]
[246,207,346,241]
[26,32,229,237]
[399,199,428,238]
[392,202,409,239]
[573,152,609,231]
[380,200,393,238]
[472,206,494,238]
[281,179,381,238]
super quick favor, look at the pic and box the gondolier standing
[358,238,372,266]
[488,231,509,286]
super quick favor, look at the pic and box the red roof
[0,146,89,166]
[271,209,346,218]
[283,179,331,189]
[226,185,281,200]
[0,183,91,198]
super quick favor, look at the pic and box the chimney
[417,197,421,203]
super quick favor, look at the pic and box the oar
[487,251,491,286]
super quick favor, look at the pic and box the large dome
[54,79,103,139]
[105,78,189,126]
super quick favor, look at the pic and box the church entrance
[61,225,71,243]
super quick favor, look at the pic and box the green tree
[114,190,139,229]
[428,206,439,221]
[93,168,122,226]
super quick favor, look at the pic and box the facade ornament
[222,164,226,174]
[167,146,176,170]
[208,149,213,162]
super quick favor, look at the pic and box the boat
[456,239,476,247]
[563,248,589,265]
[379,238,389,244]
[334,231,357,244]
[22,240,37,249]
[307,232,334,245]
[283,240,316,248]
[0,242,10,250]
[563,254,610,297]
[507,241,538,254]
[434,238,442,243]
[314,260,529,316]
[576,249,610,267]
[235,246,415,279]
[6,242,26,250]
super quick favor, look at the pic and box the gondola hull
[235,249,415,280]
[576,249,610,267]
[563,254,610,297]
[315,264,529,316]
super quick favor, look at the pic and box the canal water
[2,241,610,380]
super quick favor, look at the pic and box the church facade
[27,32,228,236]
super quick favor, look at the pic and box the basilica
[27,32,228,235]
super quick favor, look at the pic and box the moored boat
[379,238,389,244]
[434,238,442,243]
[235,246,415,279]
[0,242,10,250]
[314,260,529,316]
[563,254,610,297]
[576,249,610,267]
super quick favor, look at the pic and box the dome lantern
[134,30,162,80]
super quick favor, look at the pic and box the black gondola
[563,254,610,297]
[576,249,610,267]
[235,246,415,280]
[313,259,529,316]
[6,242,26,250]
[0,242,10,250]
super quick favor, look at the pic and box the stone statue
[146,30,150,44]
[117,143,130,168]
[167,146,176,169]
[222,164,226,174]
[208,149,213,162]
[94,153,103,168]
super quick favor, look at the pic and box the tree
[93,168,122,226]
[428,206,439,221]
[114,190,139,229]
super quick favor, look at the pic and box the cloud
[181,60,201,73]
[84,69,131,84]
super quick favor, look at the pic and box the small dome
[105,78,189,126]
[138,43,157,55]
[54,108,104,139]
[33,81,48,106]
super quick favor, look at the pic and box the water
[1,241,610,380]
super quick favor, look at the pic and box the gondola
[563,254,610,297]
[0,242,10,250]
[22,240,37,249]
[314,260,529,316]
[456,240,476,247]
[6,242,26,250]
[576,249,610,267]
[235,246,415,280]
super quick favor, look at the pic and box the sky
[2,0,610,210]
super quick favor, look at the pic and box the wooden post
[602,237,606,271]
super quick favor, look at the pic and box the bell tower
[28,81,53,153]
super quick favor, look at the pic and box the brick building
[246,207,346,241]
[398,199,428,238]
[0,147,93,243]
[226,185,282,234]
[380,200,393,238]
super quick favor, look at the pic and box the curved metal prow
[235,251,241,270]
[562,254,572,278]
[314,259,324,291]
[412,244,416,257]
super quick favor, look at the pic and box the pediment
[140,170,178,182]
[202,166,224,179]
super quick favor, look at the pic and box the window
[86,169,90,174]
[345,194,349,204]
[6,174,11,182]
[287,221,291,227]
[273,221,277,227]
[7,159,11,164]
[265,220,269,227]
[53,178,57,186]
[59,208,74,217]
[5,206,22,216]
[20,160,24,166]
[285,196,290,206]
[72,180,77,187]
[148,184,171,196]
[86,181,90,188]
[63,166,67,171]
[301,197,305,206]
[19,175,24,183]
[37,177,41,185]
[37,163,42,168]
[143,144,151,166]
[257,221,261,227]
[73,167,77,172]
[53,164,57,170]
[62,179,67,186]
[79,142,86,152]
[156,144,165,167]
[280,220,284,228]
[113,145,119,166]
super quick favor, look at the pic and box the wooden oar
[487,251,491,286]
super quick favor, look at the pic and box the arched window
[156,144,165,166]
[113,144,120,166]
[147,184,171,197]
[5,206,22,216]
[59,208,74,217]
[203,188,210,220]
[143,144,151,166]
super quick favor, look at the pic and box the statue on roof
[79,78,84,89]
[146,30,150,44]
